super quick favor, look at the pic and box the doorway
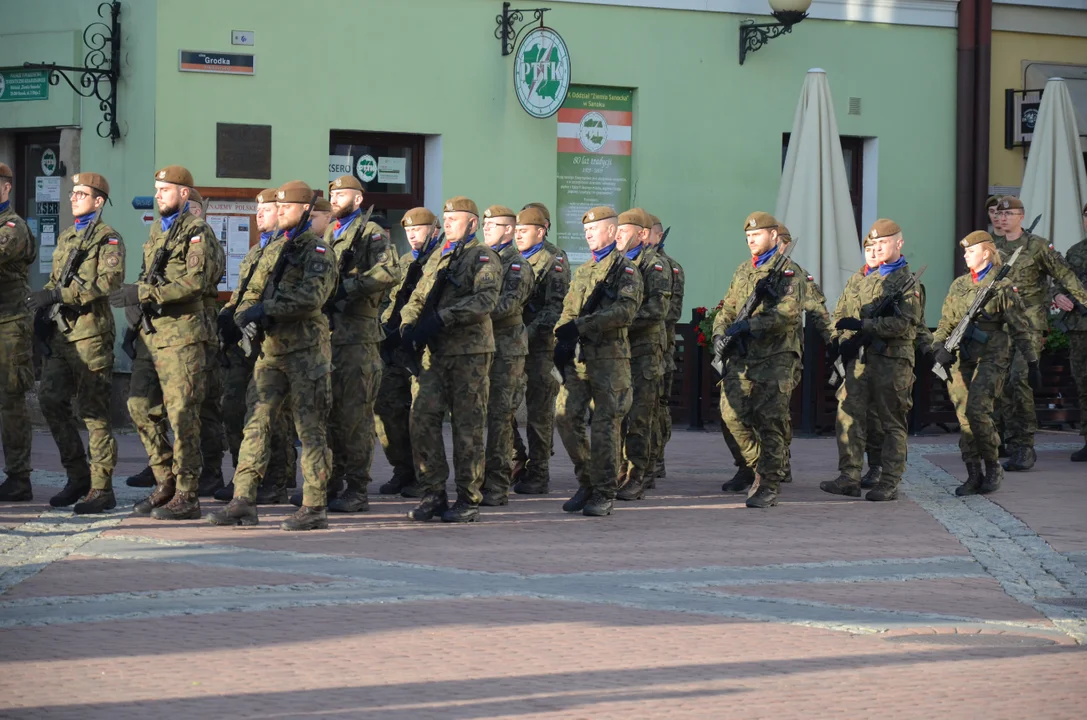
[14,130,62,291]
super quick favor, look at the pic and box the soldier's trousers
[200,341,225,474]
[484,353,526,496]
[221,347,254,466]
[948,356,1008,463]
[649,350,676,473]
[1071,333,1087,439]
[555,358,632,498]
[233,351,332,507]
[865,405,883,467]
[0,317,33,478]
[512,349,561,485]
[411,351,492,504]
[836,354,914,488]
[1000,331,1043,450]
[375,365,414,482]
[128,341,206,493]
[328,342,382,494]
[720,354,797,490]
[39,333,117,490]
[623,349,663,481]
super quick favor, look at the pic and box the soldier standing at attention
[511,202,570,495]
[110,165,215,520]
[480,206,535,506]
[932,231,1038,495]
[1063,204,1087,462]
[376,208,441,497]
[24,173,124,512]
[310,197,333,237]
[821,220,922,502]
[323,175,399,514]
[554,206,642,517]
[986,196,1001,236]
[712,213,803,508]
[646,214,683,487]
[992,196,1087,471]
[400,196,500,523]
[208,181,337,530]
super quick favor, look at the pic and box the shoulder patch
[479,255,490,263]
[1012,286,1019,293]
[673,267,680,274]
[554,264,563,273]
[315,246,327,254]
[105,254,120,267]
[653,263,663,272]
[107,238,119,245]
[1049,243,1055,250]
[187,252,202,268]
[190,236,202,244]
[623,266,635,275]
[807,274,814,281]
[5,221,15,228]
[784,269,795,277]
[511,263,521,272]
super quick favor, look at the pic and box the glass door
[15,131,63,291]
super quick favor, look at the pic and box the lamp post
[739,0,812,65]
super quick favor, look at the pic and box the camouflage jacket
[558,247,643,362]
[522,240,570,354]
[659,246,685,341]
[44,221,125,341]
[832,262,922,361]
[713,254,804,361]
[490,242,535,358]
[198,216,226,334]
[137,212,217,349]
[1061,237,1087,333]
[381,242,439,326]
[628,245,672,356]
[933,272,1036,365]
[0,204,35,325]
[994,231,1087,332]
[324,214,400,345]
[236,229,337,358]
[795,263,832,346]
[400,235,501,356]
[225,239,274,312]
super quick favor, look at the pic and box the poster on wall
[555,85,633,264]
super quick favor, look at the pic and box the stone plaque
[216,123,271,179]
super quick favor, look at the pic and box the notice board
[196,186,262,302]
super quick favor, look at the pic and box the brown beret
[188,188,204,205]
[155,165,194,187]
[443,196,479,216]
[402,207,437,227]
[960,230,993,248]
[313,197,332,212]
[522,202,550,222]
[618,208,653,229]
[999,196,1024,211]
[517,207,548,227]
[778,225,793,243]
[483,205,517,220]
[582,206,617,224]
[276,180,315,204]
[743,211,779,231]
[71,172,110,197]
[866,219,902,242]
[329,175,363,192]
[985,195,1000,209]
[648,213,662,227]
[256,188,279,204]
[0,162,11,180]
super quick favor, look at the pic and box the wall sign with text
[514,27,570,119]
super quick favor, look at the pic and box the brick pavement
[1,427,1086,718]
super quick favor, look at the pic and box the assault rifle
[711,239,797,376]
[219,231,279,365]
[121,212,185,360]
[932,247,1024,381]
[381,220,442,371]
[399,231,465,376]
[33,206,103,356]
[323,204,375,327]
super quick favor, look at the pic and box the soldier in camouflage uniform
[24,173,123,513]
[511,202,570,495]
[1064,204,1087,462]
[555,206,643,517]
[615,208,671,501]
[821,219,922,502]
[986,195,1000,236]
[376,208,441,497]
[208,180,337,531]
[399,196,501,523]
[992,196,1087,471]
[647,214,683,487]
[932,231,1038,495]
[310,197,333,238]
[0,163,36,502]
[712,212,803,508]
[480,206,535,506]
[322,175,400,513]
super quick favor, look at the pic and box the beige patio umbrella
[775,68,859,309]
[1019,77,1087,253]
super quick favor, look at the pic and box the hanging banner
[555,86,633,264]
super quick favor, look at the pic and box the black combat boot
[582,492,613,517]
[329,489,370,513]
[980,460,1004,494]
[255,483,288,505]
[480,488,509,507]
[441,497,480,523]
[291,478,342,507]
[151,491,201,520]
[49,476,91,508]
[1072,443,1087,462]
[207,497,259,526]
[213,480,235,502]
[512,476,550,495]
[860,464,883,490]
[616,470,647,501]
[126,465,155,487]
[746,475,779,508]
[562,486,592,512]
[819,474,861,498]
[133,482,176,516]
[378,473,414,495]
[281,505,328,531]
[955,462,984,496]
[1003,446,1036,472]
[408,490,449,521]
[400,481,427,499]
[0,475,32,502]
[721,466,755,493]
[73,489,116,515]
[865,483,899,502]
[197,466,225,497]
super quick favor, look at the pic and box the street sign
[132,196,154,210]
[141,213,154,225]
[0,70,49,102]
[179,50,255,75]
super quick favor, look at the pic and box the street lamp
[739,0,812,65]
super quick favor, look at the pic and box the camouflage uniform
[555,247,643,502]
[649,246,684,479]
[0,202,35,494]
[512,240,570,491]
[482,242,534,502]
[198,218,227,488]
[1060,236,1087,450]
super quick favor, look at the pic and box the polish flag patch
[672,267,680,274]
[511,263,521,272]
[806,274,814,281]
[4,221,15,228]
[554,264,563,272]
[107,238,119,245]
[315,246,327,254]
[190,236,202,244]
[653,264,663,272]
[479,255,490,263]
[623,266,635,275]
[784,269,795,277]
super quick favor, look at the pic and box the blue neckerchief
[592,242,616,263]
[754,245,778,268]
[333,208,361,240]
[522,241,544,259]
[259,231,275,249]
[74,212,96,231]
[286,221,312,240]
[0,200,10,214]
[625,243,643,261]
[412,234,440,260]
[879,255,908,277]
[972,263,992,284]
[493,240,512,254]
[160,210,181,233]
[442,232,475,257]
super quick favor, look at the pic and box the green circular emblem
[514,27,570,119]
[356,154,377,183]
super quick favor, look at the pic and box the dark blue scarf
[74,212,96,231]
[753,245,778,268]
[879,255,908,277]
[592,242,616,263]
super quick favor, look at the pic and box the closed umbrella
[1019,77,1087,252]
[775,68,859,308]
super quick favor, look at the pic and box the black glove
[124,305,143,328]
[826,338,840,365]
[331,281,349,305]
[109,284,141,308]
[413,314,445,346]
[919,346,935,368]
[1027,361,1042,391]
[835,317,864,332]
[712,334,727,358]
[933,346,955,369]
[400,324,416,351]
[217,307,243,345]
[725,319,749,338]
[25,288,61,312]
[838,335,861,361]
[553,342,576,369]
[235,303,267,329]
[555,320,580,347]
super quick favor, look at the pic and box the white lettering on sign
[206,199,257,214]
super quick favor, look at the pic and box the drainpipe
[954,0,993,277]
